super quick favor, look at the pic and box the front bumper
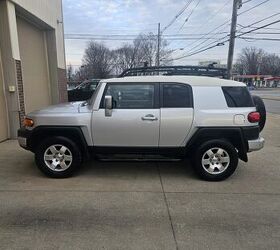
[248,137,265,152]
[17,128,32,150]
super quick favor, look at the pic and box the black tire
[252,95,266,132]
[192,139,239,181]
[35,136,82,178]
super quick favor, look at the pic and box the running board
[96,154,182,162]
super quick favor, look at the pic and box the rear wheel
[35,136,82,178]
[192,139,238,181]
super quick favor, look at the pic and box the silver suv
[18,75,265,181]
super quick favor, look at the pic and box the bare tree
[82,41,115,79]
[77,33,173,78]
[112,44,138,75]
[66,64,74,81]
[133,33,172,66]
[234,47,265,75]
[112,33,173,75]
[234,47,280,76]
[260,53,280,76]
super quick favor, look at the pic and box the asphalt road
[263,99,280,114]
[251,88,280,114]
[0,114,280,250]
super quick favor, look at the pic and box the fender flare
[29,126,90,159]
[186,127,248,162]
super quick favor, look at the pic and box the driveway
[0,114,280,250]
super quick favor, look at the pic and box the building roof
[234,75,271,79]
[264,76,280,81]
[102,75,245,87]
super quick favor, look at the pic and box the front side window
[162,83,192,108]
[104,84,155,109]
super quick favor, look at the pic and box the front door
[92,83,160,147]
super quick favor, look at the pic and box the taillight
[248,112,260,123]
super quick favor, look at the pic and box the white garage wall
[10,0,66,69]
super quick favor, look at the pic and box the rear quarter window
[222,87,254,107]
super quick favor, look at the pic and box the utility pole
[227,0,242,79]
[157,23,160,67]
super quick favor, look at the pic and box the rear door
[159,83,194,147]
[92,82,160,147]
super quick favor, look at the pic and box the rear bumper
[248,137,265,152]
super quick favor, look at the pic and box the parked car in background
[68,79,100,102]
[247,85,256,91]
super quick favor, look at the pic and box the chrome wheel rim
[44,144,73,172]
[201,147,230,175]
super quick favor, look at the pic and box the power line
[237,12,280,31]
[161,0,194,33]
[169,19,280,61]
[65,37,221,41]
[238,24,280,31]
[65,32,232,37]
[239,37,280,41]
[179,0,272,53]
[179,22,230,53]
[178,0,203,32]
[172,12,280,61]
[237,0,270,16]
[167,0,232,52]
[242,0,254,4]
[236,19,280,37]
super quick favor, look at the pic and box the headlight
[23,117,34,127]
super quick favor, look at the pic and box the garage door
[17,17,51,113]
[0,50,8,141]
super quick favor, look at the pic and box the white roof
[102,75,245,87]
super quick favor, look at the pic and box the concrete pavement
[0,114,280,249]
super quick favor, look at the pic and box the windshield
[75,80,99,90]
[88,81,102,106]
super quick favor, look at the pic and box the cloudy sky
[62,0,280,69]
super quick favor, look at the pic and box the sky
[62,0,280,70]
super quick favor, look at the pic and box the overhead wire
[169,18,280,61]
[178,0,203,32]
[170,0,232,52]
[161,0,194,33]
[172,0,275,60]
[238,0,270,16]
[182,0,271,52]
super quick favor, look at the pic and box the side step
[96,154,182,162]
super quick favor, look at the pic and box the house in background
[0,0,67,141]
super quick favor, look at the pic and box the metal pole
[157,23,160,67]
[227,0,241,79]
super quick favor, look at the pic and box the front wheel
[35,136,82,178]
[192,139,238,181]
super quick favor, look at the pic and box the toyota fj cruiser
[18,74,265,181]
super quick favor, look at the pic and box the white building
[199,60,227,69]
[0,0,67,141]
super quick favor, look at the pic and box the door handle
[141,114,158,121]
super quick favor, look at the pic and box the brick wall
[57,68,68,103]
[15,60,25,126]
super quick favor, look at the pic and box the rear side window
[162,83,193,108]
[222,87,254,107]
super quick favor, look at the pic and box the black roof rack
[119,65,227,78]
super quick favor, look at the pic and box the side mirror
[104,95,113,116]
